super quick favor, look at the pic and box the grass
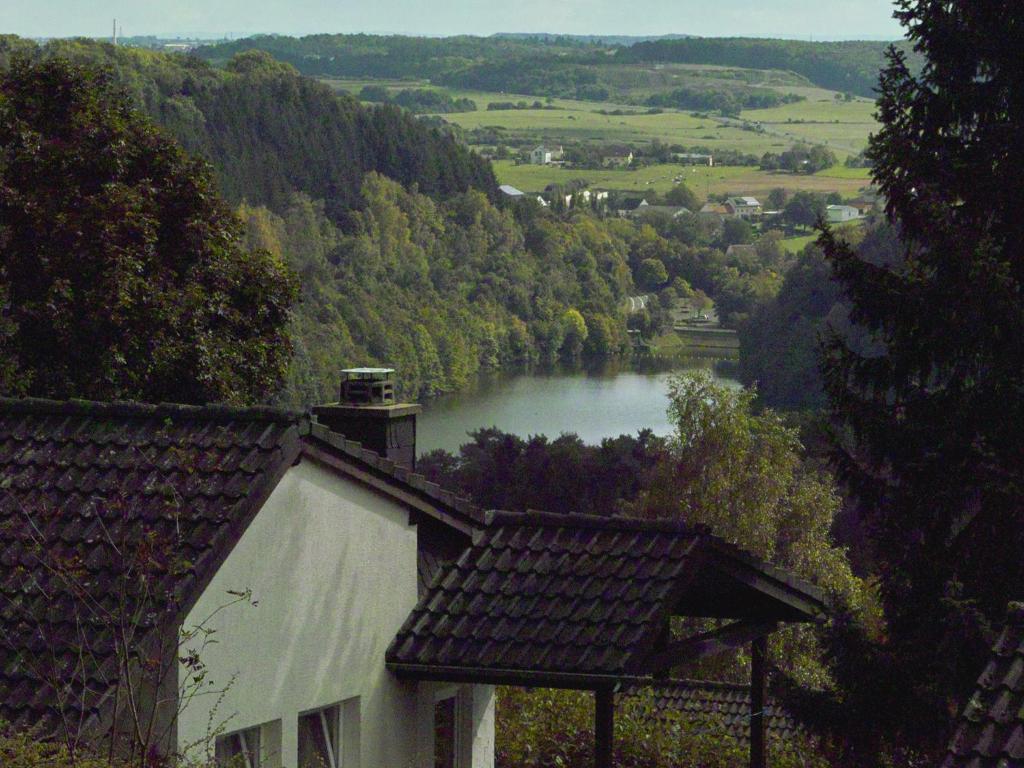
[320,77,876,161]
[492,160,873,199]
[319,76,879,197]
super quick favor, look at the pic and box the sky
[5,0,905,41]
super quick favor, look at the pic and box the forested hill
[192,33,915,99]
[0,38,496,217]
[618,38,920,98]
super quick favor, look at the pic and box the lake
[416,357,740,455]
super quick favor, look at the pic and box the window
[216,726,260,768]
[433,696,458,768]
[298,699,360,768]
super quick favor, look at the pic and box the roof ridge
[485,509,707,534]
[0,397,308,425]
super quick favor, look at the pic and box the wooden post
[595,687,614,768]
[750,635,767,768]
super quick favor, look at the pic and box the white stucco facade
[177,458,494,768]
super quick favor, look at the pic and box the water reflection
[416,357,740,455]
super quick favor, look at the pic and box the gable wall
[177,458,493,768]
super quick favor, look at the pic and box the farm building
[826,204,861,223]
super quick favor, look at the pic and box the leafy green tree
[664,182,700,210]
[784,191,826,230]
[819,0,1024,759]
[721,217,753,246]
[0,57,297,404]
[637,258,669,290]
[766,187,789,210]
[637,373,877,686]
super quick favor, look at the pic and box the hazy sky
[6,0,905,41]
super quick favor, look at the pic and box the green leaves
[0,58,297,404]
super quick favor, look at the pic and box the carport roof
[386,511,828,689]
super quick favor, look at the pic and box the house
[602,145,634,167]
[629,205,690,220]
[529,145,563,165]
[498,184,525,199]
[0,370,831,768]
[672,152,714,167]
[940,602,1024,767]
[826,204,861,223]
[617,197,649,217]
[699,202,732,221]
[0,369,492,768]
[725,197,763,219]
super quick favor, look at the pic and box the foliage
[495,687,827,768]
[358,86,477,114]
[419,427,668,517]
[0,57,297,404]
[664,182,700,210]
[0,730,127,768]
[635,373,879,687]
[241,179,636,404]
[784,191,828,230]
[0,38,497,219]
[819,0,1024,761]
[637,258,669,290]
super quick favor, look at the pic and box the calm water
[416,358,740,455]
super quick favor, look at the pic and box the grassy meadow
[319,76,877,200]
[493,160,871,198]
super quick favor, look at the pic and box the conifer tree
[820,0,1024,756]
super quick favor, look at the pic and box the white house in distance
[725,196,763,219]
[529,145,563,165]
[826,204,862,223]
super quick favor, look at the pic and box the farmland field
[319,78,878,160]
[492,160,872,198]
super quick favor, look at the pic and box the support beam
[750,635,767,768]
[644,620,777,673]
[595,687,614,768]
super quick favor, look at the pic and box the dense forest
[194,33,914,101]
[0,37,496,217]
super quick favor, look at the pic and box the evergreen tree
[820,1,1024,758]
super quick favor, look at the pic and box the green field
[492,160,872,198]
[320,78,878,161]
[319,77,877,199]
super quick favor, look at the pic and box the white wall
[177,459,494,768]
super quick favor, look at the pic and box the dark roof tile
[944,602,1024,767]
[0,397,304,734]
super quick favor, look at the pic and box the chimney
[313,368,421,470]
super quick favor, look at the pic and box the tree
[637,258,669,290]
[784,191,826,230]
[664,181,700,210]
[820,0,1024,759]
[766,187,789,210]
[0,58,297,404]
[721,217,753,246]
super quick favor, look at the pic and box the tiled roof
[942,602,1024,768]
[387,511,827,685]
[0,398,304,733]
[621,679,803,745]
[0,397,482,736]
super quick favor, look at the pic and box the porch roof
[386,511,828,689]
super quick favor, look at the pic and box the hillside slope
[0,38,497,217]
